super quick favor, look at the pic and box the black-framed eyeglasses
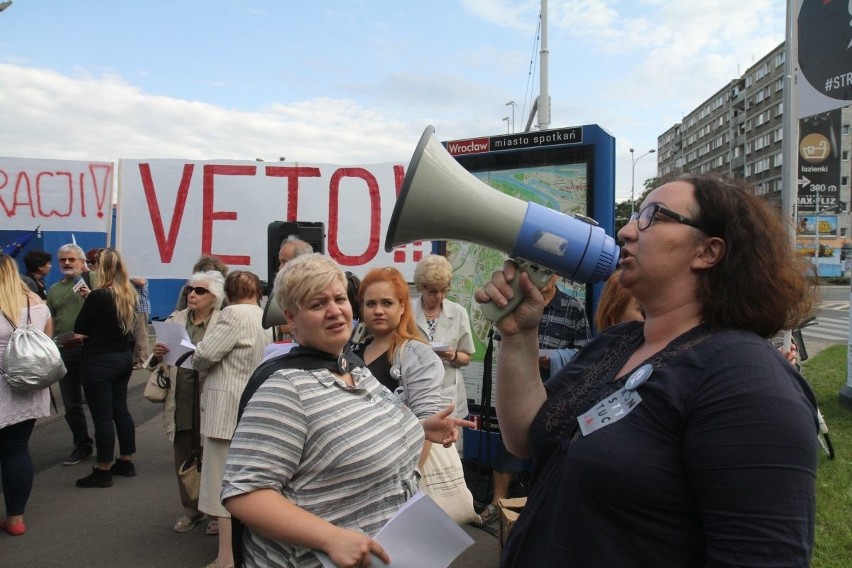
[184,286,210,296]
[628,203,704,232]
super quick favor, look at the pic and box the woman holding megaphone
[476,174,818,567]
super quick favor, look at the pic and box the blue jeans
[0,419,36,516]
[80,351,136,463]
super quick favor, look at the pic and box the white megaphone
[385,126,620,322]
[261,291,287,329]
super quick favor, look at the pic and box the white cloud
[0,63,428,165]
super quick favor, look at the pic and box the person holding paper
[475,175,819,566]
[222,254,472,568]
[148,270,225,534]
[46,243,95,467]
[193,271,272,568]
[411,255,474,423]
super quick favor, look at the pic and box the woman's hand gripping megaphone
[474,259,553,327]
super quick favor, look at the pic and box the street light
[502,117,510,134]
[505,100,517,133]
[630,148,656,215]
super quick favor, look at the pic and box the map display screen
[443,141,597,410]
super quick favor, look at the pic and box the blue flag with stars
[1,227,39,258]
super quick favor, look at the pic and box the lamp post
[502,117,510,134]
[630,148,656,215]
[813,184,820,273]
[505,100,517,133]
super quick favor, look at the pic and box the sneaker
[76,467,113,488]
[63,446,93,466]
[110,459,136,477]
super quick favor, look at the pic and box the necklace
[422,303,441,319]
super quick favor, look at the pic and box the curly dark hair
[23,250,52,273]
[683,174,813,337]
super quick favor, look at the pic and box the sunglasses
[184,286,210,296]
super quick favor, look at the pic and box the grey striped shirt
[222,365,423,568]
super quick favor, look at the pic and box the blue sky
[0,0,787,202]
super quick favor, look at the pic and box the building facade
[657,42,852,276]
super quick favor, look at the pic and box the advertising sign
[797,215,838,237]
[797,109,841,214]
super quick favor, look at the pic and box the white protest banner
[0,157,114,232]
[116,159,430,279]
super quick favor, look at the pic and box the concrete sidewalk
[1,371,502,568]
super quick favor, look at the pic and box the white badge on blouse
[576,364,652,436]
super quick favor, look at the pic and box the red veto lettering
[202,165,257,265]
[327,168,380,266]
[264,165,322,221]
[139,163,194,263]
[393,164,405,196]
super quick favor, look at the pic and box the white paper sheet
[315,492,474,568]
[151,321,196,369]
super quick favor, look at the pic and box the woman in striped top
[222,254,472,568]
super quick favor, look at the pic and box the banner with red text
[0,157,114,232]
[117,159,427,279]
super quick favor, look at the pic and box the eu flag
[1,227,39,257]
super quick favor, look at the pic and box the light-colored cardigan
[390,339,445,419]
[412,298,475,419]
[152,308,221,443]
[193,303,272,440]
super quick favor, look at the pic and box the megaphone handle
[480,263,554,322]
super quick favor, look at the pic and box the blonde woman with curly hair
[0,253,53,535]
[73,248,139,488]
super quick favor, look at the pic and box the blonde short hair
[274,253,346,315]
[413,254,453,292]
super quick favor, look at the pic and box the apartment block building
[657,42,852,275]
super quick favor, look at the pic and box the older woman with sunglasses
[477,174,818,567]
[148,270,225,534]
[193,271,272,568]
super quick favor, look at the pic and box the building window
[843,151,849,161]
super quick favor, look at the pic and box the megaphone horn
[385,126,619,321]
[262,290,288,329]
